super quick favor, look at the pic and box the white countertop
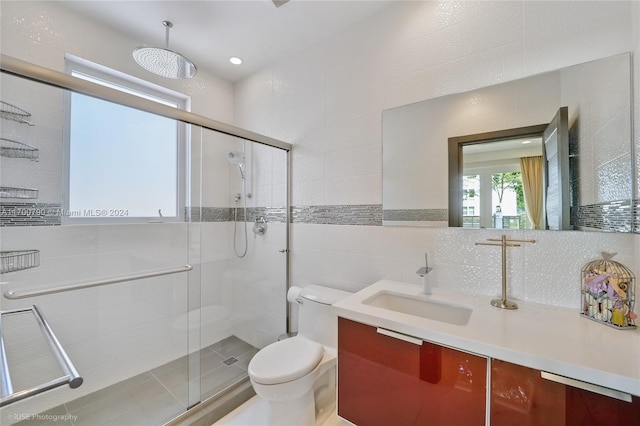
[333,279,640,397]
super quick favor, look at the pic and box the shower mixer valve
[253,216,267,235]
[233,193,252,203]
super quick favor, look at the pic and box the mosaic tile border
[186,207,232,222]
[187,207,288,223]
[571,200,634,233]
[291,205,382,226]
[190,205,381,225]
[0,203,62,226]
[382,209,449,222]
[3,202,639,232]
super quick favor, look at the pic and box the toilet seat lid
[249,337,324,385]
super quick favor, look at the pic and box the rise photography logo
[8,413,78,422]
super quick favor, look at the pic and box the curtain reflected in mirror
[520,156,543,229]
[451,125,547,229]
[460,146,541,229]
[452,106,573,230]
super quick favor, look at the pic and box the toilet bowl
[247,285,351,425]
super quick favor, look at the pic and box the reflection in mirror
[459,135,544,230]
[449,107,571,231]
[382,53,632,232]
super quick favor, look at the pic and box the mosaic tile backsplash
[572,200,634,232]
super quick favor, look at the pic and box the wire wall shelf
[0,138,39,161]
[1,250,40,274]
[0,186,39,199]
[0,101,34,126]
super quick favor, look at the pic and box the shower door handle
[279,249,290,253]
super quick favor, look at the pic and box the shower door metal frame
[0,55,291,151]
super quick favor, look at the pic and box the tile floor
[13,336,258,426]
[213,395,351,426]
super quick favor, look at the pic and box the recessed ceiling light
[229,57,243,65]
[521,140,532,144]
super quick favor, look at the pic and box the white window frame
[63,54,190,224]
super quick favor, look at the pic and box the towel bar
[4,264,193,300]
[0,305,83,407]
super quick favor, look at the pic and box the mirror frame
[448,124,548,228]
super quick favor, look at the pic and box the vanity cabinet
[491,359,640,426]
[338,317,640,426]
[337,317,487,426]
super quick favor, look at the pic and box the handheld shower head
[228,151,245,165]
[228,151,245,179]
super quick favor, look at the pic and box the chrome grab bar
[0,314,13,397]
[0,305,83,407]
[32,305,83,389]
[3,265,193,300]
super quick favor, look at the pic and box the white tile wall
[291,223,636,309]
[559,53,633,205]
[235,1,639,306]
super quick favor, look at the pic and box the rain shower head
[133,21,197,79]
[228,151,245,179]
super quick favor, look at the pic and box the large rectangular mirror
[382,53,633,232]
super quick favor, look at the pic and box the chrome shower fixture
[133,21,197,79]
[227,151,245,165]
[228,151,246,179]
[228,150,248,258]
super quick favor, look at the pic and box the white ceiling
[464,137,544,168]
[58,0,395,82]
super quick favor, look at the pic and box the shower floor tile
[209,336,255,360]
[11,336,257,426]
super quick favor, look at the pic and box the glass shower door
[0,70,198,424]
[194,130,289,404]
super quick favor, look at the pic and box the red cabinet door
[337,317,487,426]
[491,359,640,426]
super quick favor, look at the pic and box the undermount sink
[362,290,473,326]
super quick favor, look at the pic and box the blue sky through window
[69,93,178,218]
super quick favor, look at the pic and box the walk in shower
[0,55,290,425]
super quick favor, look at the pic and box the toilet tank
[297,285,352,348]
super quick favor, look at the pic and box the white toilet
[248,285,351,426]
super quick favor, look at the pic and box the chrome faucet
[416,253,434,295]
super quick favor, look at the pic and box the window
[64,55,189,222]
